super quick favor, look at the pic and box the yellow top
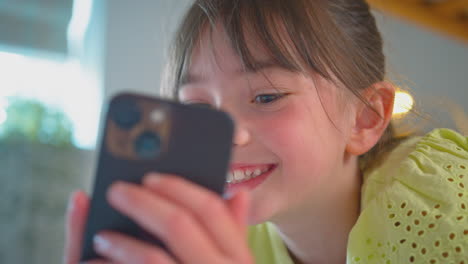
[248,128,468,264]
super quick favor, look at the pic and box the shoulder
[248,222,295,264]
[347,129,468,263]
[361,128,468,205]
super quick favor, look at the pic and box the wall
[374,11,468,134]
[102,0,192,99]
[0,144,94,264]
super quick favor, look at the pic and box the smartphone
[80,92,234,261]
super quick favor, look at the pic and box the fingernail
[144,173,162,186]
[223,188,247,200]
[93,234,111,252]
[223,191,234,200]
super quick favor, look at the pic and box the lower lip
[225,165,276,194]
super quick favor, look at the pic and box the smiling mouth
[226,164,276,184]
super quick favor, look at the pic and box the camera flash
[150,109,166,124]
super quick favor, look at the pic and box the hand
[95,173,253,264]
[64,173,253,264]
[63,190,106,264]
[62,190,157,264]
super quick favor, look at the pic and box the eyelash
[184,93,289,108]
[252,93,289,104]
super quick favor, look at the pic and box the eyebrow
[179,60,286,86]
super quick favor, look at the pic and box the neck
[270,156,362,264]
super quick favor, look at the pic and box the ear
[346,81,395,156]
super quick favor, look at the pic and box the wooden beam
[428,0,468,18]
[367,0,468,43]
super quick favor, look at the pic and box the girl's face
[178,28,358,225]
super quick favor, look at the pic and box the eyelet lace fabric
[347,129,468,264]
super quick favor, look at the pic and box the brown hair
[161,0,398,171]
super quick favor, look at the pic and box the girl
[64,0,468,263]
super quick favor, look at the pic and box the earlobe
[346,81,395,156]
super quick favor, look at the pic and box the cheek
[249,104,345,221]
[255,104,336,179]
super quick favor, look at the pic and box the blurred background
[0,0,466,263]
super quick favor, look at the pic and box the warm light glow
[393,90,414,116]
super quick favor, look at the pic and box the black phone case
[80,93,234,261]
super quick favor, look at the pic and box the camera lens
[134,131,161,159]
[110,99,141,130]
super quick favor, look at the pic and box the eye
[253,93,288,104]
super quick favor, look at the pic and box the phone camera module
[110,99,141,130]
[134,131,161,159]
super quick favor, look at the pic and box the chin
[247,200,279,225]
[247,215,269,226]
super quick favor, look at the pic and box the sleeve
[248,222,295,264]
[347,128,468,264]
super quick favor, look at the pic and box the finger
[92,231,177,264]
[226,189,250,233]
[107,182,224,264]
[142,174,251,258]
[64,190,89,264]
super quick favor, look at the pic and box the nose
[232,123,250,146]
[220,103,250,146]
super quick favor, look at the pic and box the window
[0,0,100,149]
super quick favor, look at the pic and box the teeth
[226,173,233,183]
[234,171,244,181]
[253,169,262,177]
[227,166,271,184]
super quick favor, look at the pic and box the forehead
[191,27,241,73]
[182,24,275,83]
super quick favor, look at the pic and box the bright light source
[0,0,99,149]
[0,52,101,149]
[67,0,93,54]
[393,90,414,117]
